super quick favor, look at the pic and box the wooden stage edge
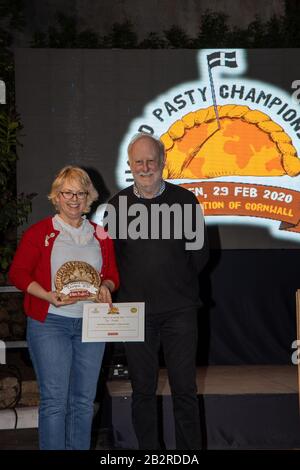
[107,365,298,397]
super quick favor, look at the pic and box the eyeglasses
[60,191,88,200]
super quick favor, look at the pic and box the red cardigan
[9,216,119,322]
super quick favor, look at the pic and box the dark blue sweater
[108,182,209,315]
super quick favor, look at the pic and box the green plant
[29,2,300,50]
[164,26,191,48]
[193,10,230,48]
[0,0,35,282]
[104,20,138,48]
[139,32,166,49]
[0,111,36,276]
[31,12,101,48]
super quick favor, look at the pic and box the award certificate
[82,302,145,342]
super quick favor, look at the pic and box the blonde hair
[48,166,98,213]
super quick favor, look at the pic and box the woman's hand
[27,281,76,307]
[46,291,77,307]
[97,284,113,307]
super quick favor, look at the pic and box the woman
[9,166,119,450]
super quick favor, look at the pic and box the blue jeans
[27,313,105,450]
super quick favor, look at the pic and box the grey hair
[127,132,165,164]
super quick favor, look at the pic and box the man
[108,132,209,450]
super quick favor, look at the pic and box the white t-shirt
[48,215,102,318]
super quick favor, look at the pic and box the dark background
[14,48,300,364]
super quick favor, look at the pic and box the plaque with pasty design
[55,261,101,301]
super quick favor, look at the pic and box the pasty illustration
[160,105,300,179]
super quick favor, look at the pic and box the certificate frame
[82,302,145,342]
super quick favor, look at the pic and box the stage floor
[1,366,298,450]
[106,365,300,450]
[107,364,299,396]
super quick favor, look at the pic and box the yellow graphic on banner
[161,105,300,180]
